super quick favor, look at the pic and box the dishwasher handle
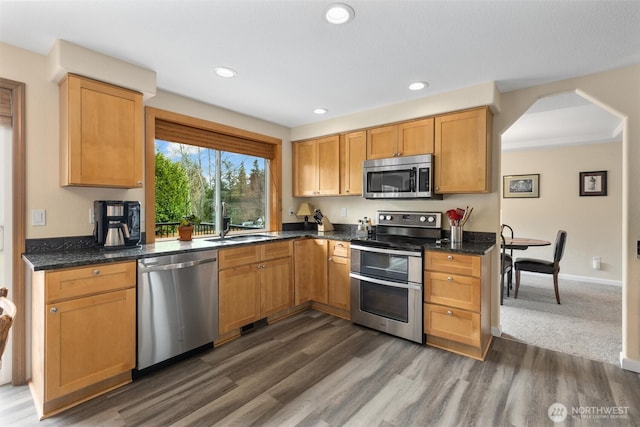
[138,257,217,273]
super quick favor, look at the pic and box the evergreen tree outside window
[154,139,267,239]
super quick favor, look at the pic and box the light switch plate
[32,209,46,226]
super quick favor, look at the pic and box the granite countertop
[23,229,494,271]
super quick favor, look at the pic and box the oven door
[350,244,422,284]
[349,273,423,343]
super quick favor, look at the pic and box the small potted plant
[177,214,200,241]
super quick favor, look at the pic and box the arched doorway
[498,90,623,365]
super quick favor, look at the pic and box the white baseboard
[491,325,503,337]
[620,353,640,373]
[520,271,622,287]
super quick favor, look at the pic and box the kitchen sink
[205,234,275,243]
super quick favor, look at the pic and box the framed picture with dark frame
[580,170,607,196]
[503,174,540,198]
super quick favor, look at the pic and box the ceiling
[1,0,639,133]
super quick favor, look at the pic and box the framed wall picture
[580,170,607,196]
[503,174,540,198]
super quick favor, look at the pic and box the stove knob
[379,214,385,221]
[385,215,392,221]
[419,216,427,222]
[427,216,435,223]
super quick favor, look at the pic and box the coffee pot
[105,221,130,247]
[94,200,141,249]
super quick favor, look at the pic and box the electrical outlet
[289,207,295,216]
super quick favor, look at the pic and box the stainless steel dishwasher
[136,249,218,373]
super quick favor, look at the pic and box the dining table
[500,236,551,304]
[502,237,551,250]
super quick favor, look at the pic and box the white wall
[290,82,501,233]
[502,142,622,283]
[3,39,640,370]
[0,42,290,239]
[496,65,640,370]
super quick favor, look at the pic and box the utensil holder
[450,225,463,243]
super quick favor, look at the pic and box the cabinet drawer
[424,303,480,347]
[261,240,292,261]
[329,240,350,258]
[425,271,480,311]
[219,245,261,269]
[46,261,136,302]
[425,251,481,277]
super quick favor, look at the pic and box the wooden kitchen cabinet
[218,241,293,334]
[292,135,340,196]
[59,74,143,188]
[367,118,434,159]
[434,107,492,194]
[29,261,136,419]
[294,238,328,305]
[327,241,350,311]
[340,131,366,195]
[293,239,350,318]
[424,250,493,360]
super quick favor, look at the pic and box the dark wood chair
[514,230,567,304]
[0,287,17,369]
[500,224,513,296]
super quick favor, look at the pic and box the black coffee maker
[94,200,141,249]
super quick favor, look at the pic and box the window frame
[145,107,282,244]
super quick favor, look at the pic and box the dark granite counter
[23,228,494,271]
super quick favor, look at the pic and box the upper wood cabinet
[434,107,492,194]
[340,131,366,195]
[292,135,340,196]
[367,117,434,159]
[59,74,143,188]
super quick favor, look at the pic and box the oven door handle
[349,272,422,291]
[350,244,419,258]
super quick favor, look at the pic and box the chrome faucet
[220,202,231,238]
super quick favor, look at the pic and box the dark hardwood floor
[2,310,639,426]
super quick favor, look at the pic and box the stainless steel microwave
[363,154,441,199]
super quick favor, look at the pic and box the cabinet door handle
[447,276,453,281]
[93,269,100,276]
[50,307,58,314]
[447,310,453,316]
[447,255,453,260]
[328,257,332,261]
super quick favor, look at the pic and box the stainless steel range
[350,211,442,343]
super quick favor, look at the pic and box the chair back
[0,288,17,368]
[553,230,568,265]
[501,224,514,257]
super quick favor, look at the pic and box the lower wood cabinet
[29,261,136,419]
[424,249,493,360]
[327,241,350,311]
[293,238,328,305]
[294,238,350,317]
[218,241,293,334]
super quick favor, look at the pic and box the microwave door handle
[410,167,417,192]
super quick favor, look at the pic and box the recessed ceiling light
[409,81,429,91]
[213,67,238,78]
[313,108,328,115]
[324,3,355,24]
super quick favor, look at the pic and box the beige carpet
[500,273,621,365]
